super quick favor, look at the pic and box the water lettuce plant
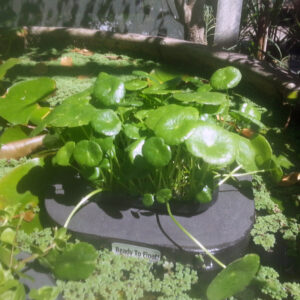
[0,63,284,298]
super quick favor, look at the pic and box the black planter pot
[94,187,219,216]
[44,170,254,271]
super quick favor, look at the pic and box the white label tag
[112,242,161,262]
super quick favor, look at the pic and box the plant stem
[169,145,181,181]
[228,169,267,177]
[199,161,210,186]
[9,213,24,269]
[64,188,102,229]
[166,202,226,269]
[81,126,90,139]
[218,165,242,186]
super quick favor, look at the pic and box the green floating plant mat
[44,170,255,270]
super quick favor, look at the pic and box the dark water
[0,0,184,38]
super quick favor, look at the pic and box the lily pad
[0,78,56,125]
[91,109,122,136]
[210,66,242,90]
[146,104,199,145]
[93,72,125,107]
[41,88,95,128]
[142,137,171,167]
[73,140,103,167]
[125,79,148,91]
[174,91,227,105]
[185,122,237,166]
[207,254,260,300]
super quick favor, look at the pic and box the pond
[0,27,299,300]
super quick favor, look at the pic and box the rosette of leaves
[0,65,281,208]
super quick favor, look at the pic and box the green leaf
[207,254,260,300]
[146,104,199,145]
[125,79,148,91]
[0,158,45,231]
[185,122,237,166]
[195,185,213,203]
[142,77,181,95]
[0,78,56,124]
[29,286,60,300]
[142,193,155,207]
[132,70,150,78]
[73,140,103,167]
[235,135,258,172]
[29,106,51,126]
[174,91,227,105]
[142,137,171,167]
[126,138,145,164]
[156,188,172,204]
[197,84,212,92]
[250,134,272,169]
[240,103,261,121]
[134,109,153,122]
[142,88,180,95]
[126,138,151,176]
[0,228,16,245]
[230,110,265,129]
[210,66,242,90]
[52,141,75,166]
[0,246,12,267]
[150,68,181,83]
[93,137,115,154]
[0,126,30,144]
[81,167,101,181]
[52,242,98,280]
[0,58,19,81]
[100,159,110,170]
[123,124,140,140]
[0,280,26,300]
[42,88,96,128]
[269,156,283,183]
[275,154,294,169]
[93,72,125,107]
[91,109,122,136]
